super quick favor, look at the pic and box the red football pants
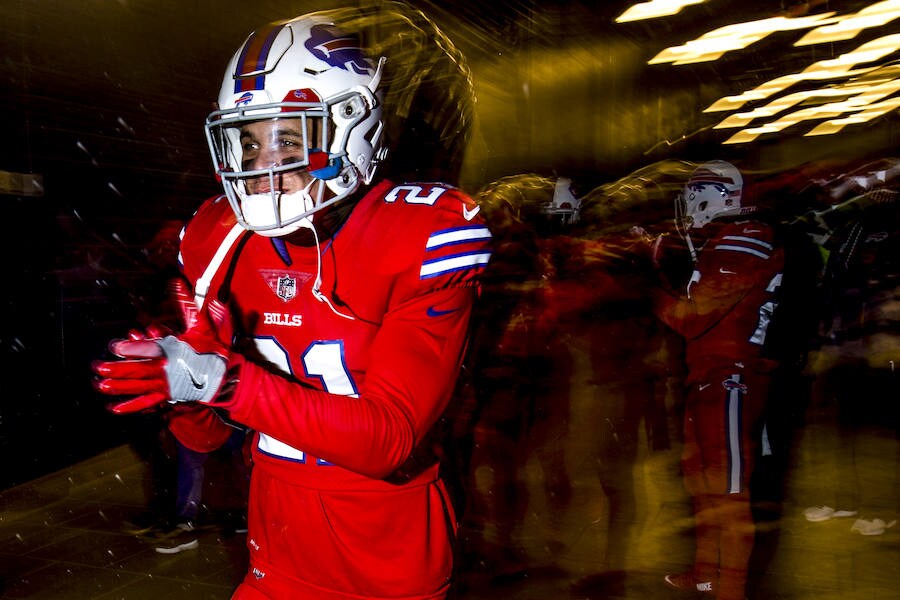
[681,367,770,600]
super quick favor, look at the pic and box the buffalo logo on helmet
[284,88,323,103]
[279,88,324,113]
[235,91,254,106]
[305,24,371,75]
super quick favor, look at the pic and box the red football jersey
[178,179,490,598]
[654,219,784,380]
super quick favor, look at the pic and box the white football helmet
[676,160,750,229]
[205,13,387,237]
[544,177,581,225]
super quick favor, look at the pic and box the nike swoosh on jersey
[427,306,458,317]
[462,205,480,221]
[178,358,208,390]
[698,383,711,391]
[719,267,737,274]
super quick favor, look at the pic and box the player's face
[240,117,320,195]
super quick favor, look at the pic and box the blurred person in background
[149,402,250,554]
[650,161,784,600]
[797,179,900,536]
[455,175,581,582]
[460,173,673,593]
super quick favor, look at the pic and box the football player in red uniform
[456,176,582,578]
[93,12,490,599]
[653,161,784,600]
[458,174,670,586]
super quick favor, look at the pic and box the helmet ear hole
[698,201,708,212]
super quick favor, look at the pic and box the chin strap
[684,230,699,264]
[194,221,247,310]
[673,191,698,266]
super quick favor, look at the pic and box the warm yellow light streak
[806,97,900,135]
[850,77,900,103]
[795,0,900,45]
[705,68,874,112]
[616,0,707,23]
[713,77,900,128]
[839,62,900,87]
[713,88,858,128]
[723,106,843,143]
[723,94,900,143]
[631,1,900,146]
[648,14,837,64]
[705,33,900,111]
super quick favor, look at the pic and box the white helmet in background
[677,160,750,229]
[545,177,581,226]
[205,13,387,237]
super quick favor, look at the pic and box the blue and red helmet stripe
[234,23,286,93]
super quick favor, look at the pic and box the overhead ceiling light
[795,0,900,45]
[716,77,900,128]
[647,1,899,65]
[615,0,707,23]
[648,13,838,64]
[713,88,860,128]
[722,93,900,143]
[705,34,900,111]
[627,1,900,144]
[806,96,900,134]
[723,104,847,144]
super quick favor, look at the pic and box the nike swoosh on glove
[92,280,233,414]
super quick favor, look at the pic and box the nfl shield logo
[277,276,296,301]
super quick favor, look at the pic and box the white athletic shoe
[804,506,858,522]
[851,518,897,536]
[153,521,200,554]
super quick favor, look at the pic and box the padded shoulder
[178,195,241,287]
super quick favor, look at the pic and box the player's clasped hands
[92,279,233,414]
